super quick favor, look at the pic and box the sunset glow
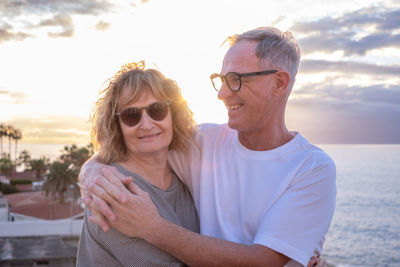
[1,0,399,144]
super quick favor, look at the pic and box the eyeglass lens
[211,73,241,92]
[211,70,278,92]
[119,102,170,127]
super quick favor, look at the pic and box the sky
[1,0,399,144]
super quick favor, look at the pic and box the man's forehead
[221,40,263,73]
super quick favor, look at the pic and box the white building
[0,194,9,221]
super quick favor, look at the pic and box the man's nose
[217,82,233,100]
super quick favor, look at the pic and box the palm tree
[29,156,50,180]
[0,154,15,176]
[6,125,15,157]
[61,144,94,169]
[43,144,94,203]
[43,161,77,203]
[0,124,6,157]
[13,129,22,161]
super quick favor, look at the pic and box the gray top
[76,164,199,267]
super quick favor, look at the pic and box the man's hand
[107,183,163,239]
[79,159,133,231]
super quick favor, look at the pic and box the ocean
[320,145,400,267]
[9,144,400,266]
[11,144,74,161]
[5,143,86,172]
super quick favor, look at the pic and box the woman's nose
[138,111,154,129]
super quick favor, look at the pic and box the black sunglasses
[115,101,171,127]
[210,70,278,92]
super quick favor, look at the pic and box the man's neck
[237,125,294,151]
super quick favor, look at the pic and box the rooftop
[6,191,83,220]
[7,170,37,181]
[0,235,79,267]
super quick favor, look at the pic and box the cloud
[287,82,400,143]
[95,20,111,31]
[271,16,286,26]
[291,5,400,56]
[0,28,32,42]
[287,4,400,143]
[293,83,400,109]
[0,90,29,104]
[0,0,114,43]
[3,115,91,144]
[0,0,112,17]
[299,60,400,76]
[298,32,400,56]
[287,103,400,144]
[36,14,74,38]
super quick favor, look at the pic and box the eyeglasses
[115,101,171,127]
[210,70,278,92]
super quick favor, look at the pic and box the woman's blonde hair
[91,61,197,164]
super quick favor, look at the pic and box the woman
[76,62,199,266]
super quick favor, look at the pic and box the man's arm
[102,183,289,267]
[151,219,289,267]
[149,224,323,267]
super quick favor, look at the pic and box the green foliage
[0,154,15,176]
[17,150,31,167]
[10,179,33,185]
[43,161,77,203]
[43,144,94,203]
[15,150,50,180]
[0,181,19,194]
[60,144,94,169]
[0,124,23,161]
[29,156,50,180]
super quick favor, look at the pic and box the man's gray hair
[228,27,301,90]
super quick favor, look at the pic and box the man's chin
[227,119,240,131]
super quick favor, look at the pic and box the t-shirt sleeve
[252,160,336,266]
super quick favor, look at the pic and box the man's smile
[226,103,243,111]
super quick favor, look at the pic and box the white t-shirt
[169,123,336,266]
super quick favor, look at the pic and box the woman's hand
[307,255,327,267]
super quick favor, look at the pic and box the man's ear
[273,71,290,97]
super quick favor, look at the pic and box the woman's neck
[118,150,172,190]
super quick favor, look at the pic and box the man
[81,27,336,266]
